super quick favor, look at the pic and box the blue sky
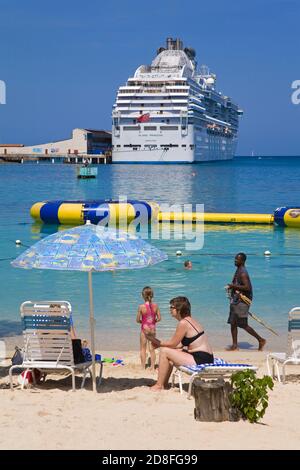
[0,0,299,155]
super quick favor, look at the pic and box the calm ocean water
[1,157,300,349]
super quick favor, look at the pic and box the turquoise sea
[1,157,300,350]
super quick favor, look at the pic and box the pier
[0,153,112,164]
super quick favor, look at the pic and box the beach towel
[182,357,252,372]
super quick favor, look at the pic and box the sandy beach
[0,349,300,450]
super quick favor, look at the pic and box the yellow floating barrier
[158,212,274,225]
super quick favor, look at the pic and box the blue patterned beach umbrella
[12,223,168,390]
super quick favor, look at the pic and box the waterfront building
[0,128,112,157]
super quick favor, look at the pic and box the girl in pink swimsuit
[136,286,161,370]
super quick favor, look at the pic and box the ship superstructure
[112,38,243,163]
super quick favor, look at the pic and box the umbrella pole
[88,270,96,392]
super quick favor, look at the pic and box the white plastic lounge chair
[9,301,103,391]
[266,307,300,383]
[172,358,257,399]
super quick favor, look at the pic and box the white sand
[0,349,300,450]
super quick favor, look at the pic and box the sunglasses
[169,305,176,310]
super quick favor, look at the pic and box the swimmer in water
[184,260,192,270]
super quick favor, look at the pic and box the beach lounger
[172,358,257,399]
[266,307,300,383]
[9,301,103,392]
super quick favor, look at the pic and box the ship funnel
[176,38,183,50]
[166,37,173,50]
[166,37,183,50]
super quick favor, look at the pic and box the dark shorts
[227,302,249,328]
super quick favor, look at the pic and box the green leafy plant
[230,370,274,423]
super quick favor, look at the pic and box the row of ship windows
[122,126,179,131]
[112,144,195,149]
[118,93,188,98]
[117,104,186,109]
[127,82,187,87]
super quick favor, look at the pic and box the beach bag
[72,339,85,364]
[11,346,23,366]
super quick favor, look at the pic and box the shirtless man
[226,253,266,351]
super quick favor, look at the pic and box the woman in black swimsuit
[146,296,214,391]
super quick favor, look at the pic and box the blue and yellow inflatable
[30,201,300,228]
[274,207,300,227]
[30,200,159,225]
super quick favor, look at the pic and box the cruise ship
[112,38,243,163]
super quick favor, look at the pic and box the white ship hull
[112,148,193,163]
[112,127,237,163]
